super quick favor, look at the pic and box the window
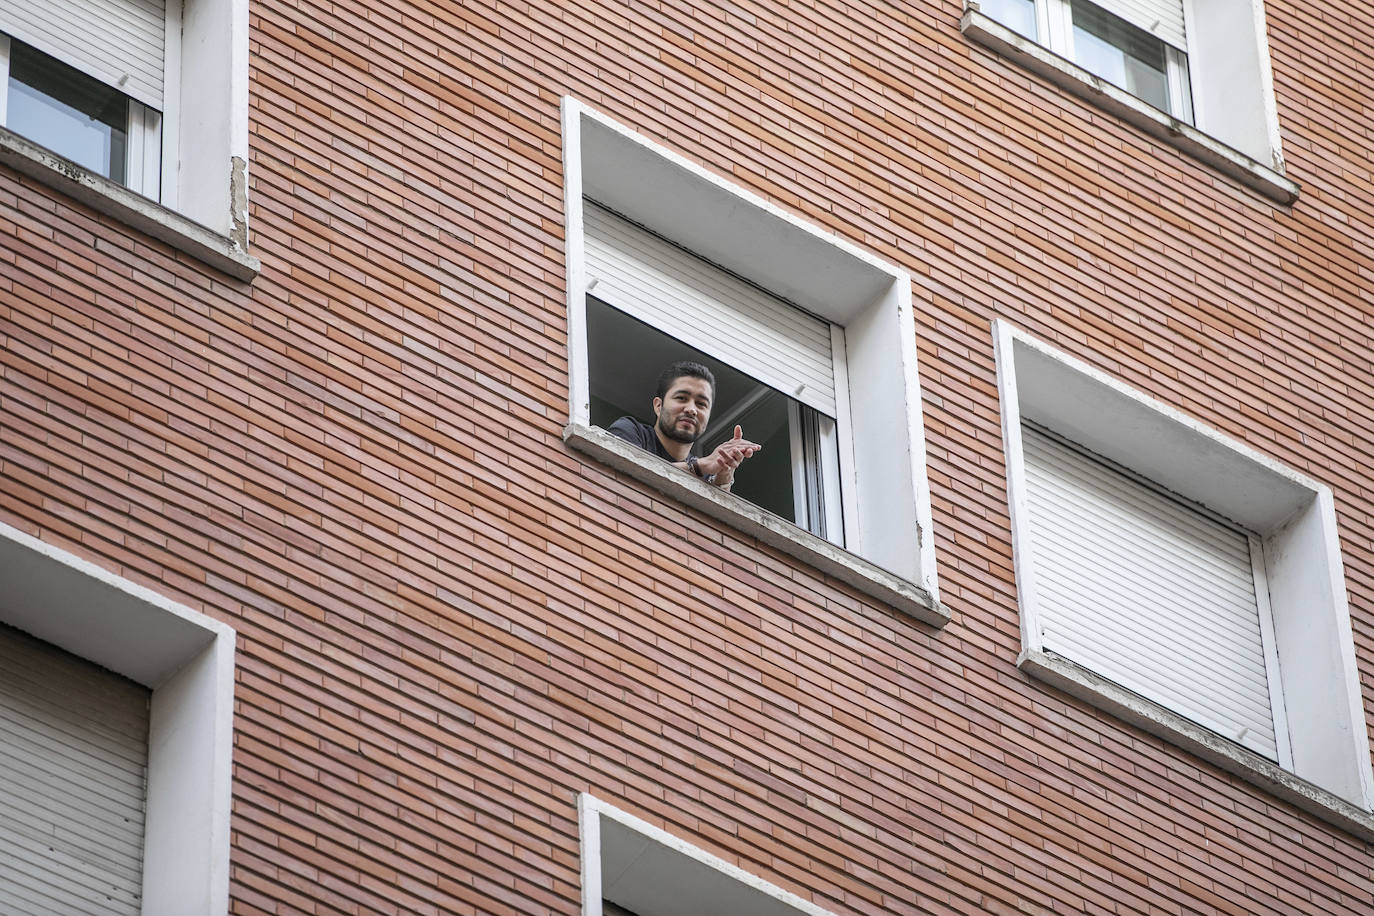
[561,99,945,626]
[0,522,236,914]
[0,625,150,914]
[579,794,841,916]
[961,0,1294,202]
[994,322,1374,833]
[982,0,1191,120]
[585,204,844,543]
[0,0,255,276]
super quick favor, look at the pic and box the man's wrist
[686,455,717,485]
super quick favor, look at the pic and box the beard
[657,412,700,445]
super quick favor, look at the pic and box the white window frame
[0,0,256,278]
[961,0,1296,204]
[994,321,1374,839]
[579,793,841,916]
[0,522,236,915]
[560,98,945,627]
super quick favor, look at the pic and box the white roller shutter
[1096,0,1186,51]
[0,0,167,110]
[1022,425,1280,760]
[584,203,838,418]
[0,625,148,916]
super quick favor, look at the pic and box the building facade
[2,0,1373,913]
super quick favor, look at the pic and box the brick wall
[3,0,1373,912]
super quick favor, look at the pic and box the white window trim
[993,321,1374,841]
[0,523,235,916]
[579,793,841,916]
[960,3,1297,204]
[560,98,945,627]
[0,0,257,279]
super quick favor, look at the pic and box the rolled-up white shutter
[0,625,148,915]
[584,203,838,418]
[1096,0,1186,51]
[1022,425,1279,760]
[0,0,166,110]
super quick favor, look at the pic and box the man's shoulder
[607,416,653,446]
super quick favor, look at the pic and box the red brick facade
[3,0,1374,913]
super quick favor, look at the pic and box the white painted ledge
[1019,648,1374,842]
[565,423,950,627]
[960,9,1300,206]
[0,127,260,281]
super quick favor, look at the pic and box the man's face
[654,376,713,445]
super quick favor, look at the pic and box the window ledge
[565,422,950,628]
[960,8,1299,206]
[1018,647,1374,842]
[0,126,259,281]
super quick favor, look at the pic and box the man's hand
[698,425,760,490]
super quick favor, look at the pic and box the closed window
[995,322,1374,828]
[0,625,149,915]
[1,36,160,194]
[965,0,1284,171]
[0,0,166,197]
[1022,423,1286,761]
[0,523,237,915]
[0,0,251,247]
[983,0,1192,120]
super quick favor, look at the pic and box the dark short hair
[655,360,715,401]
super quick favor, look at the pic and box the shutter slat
[584,204,838,417]
[1094,0,1186,52]
[1027,487,1267,635]
[0,0,166,109]
[1022,426,1278,760]
[0,626,148,916]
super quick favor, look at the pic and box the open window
[585,204,844,543]
[962,0,1295,202]
[561,99,944,626]
[994,322,1374,837]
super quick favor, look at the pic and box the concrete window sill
[1020,648,1374,843]
[960,9,1299,206]
[564,422,950,628]
[0,127,259,281]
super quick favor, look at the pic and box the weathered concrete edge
[564,422,951,628]
[0,127,260,282]
[1019,648,1374,843]
[960,10,1300,206]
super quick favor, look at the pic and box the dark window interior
[588,296,806,526]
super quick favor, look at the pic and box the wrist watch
[686,455,716,484]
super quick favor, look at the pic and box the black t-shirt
[606,416,676,462]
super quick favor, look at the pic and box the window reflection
[1069,0,1170,112]
[7,39,129,183]
[980,0,1037,40]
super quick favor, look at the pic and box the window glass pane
[1069,0,1170,112]
[6,38,129,183]
[980,0,1037,40]
[589,296,828,531]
